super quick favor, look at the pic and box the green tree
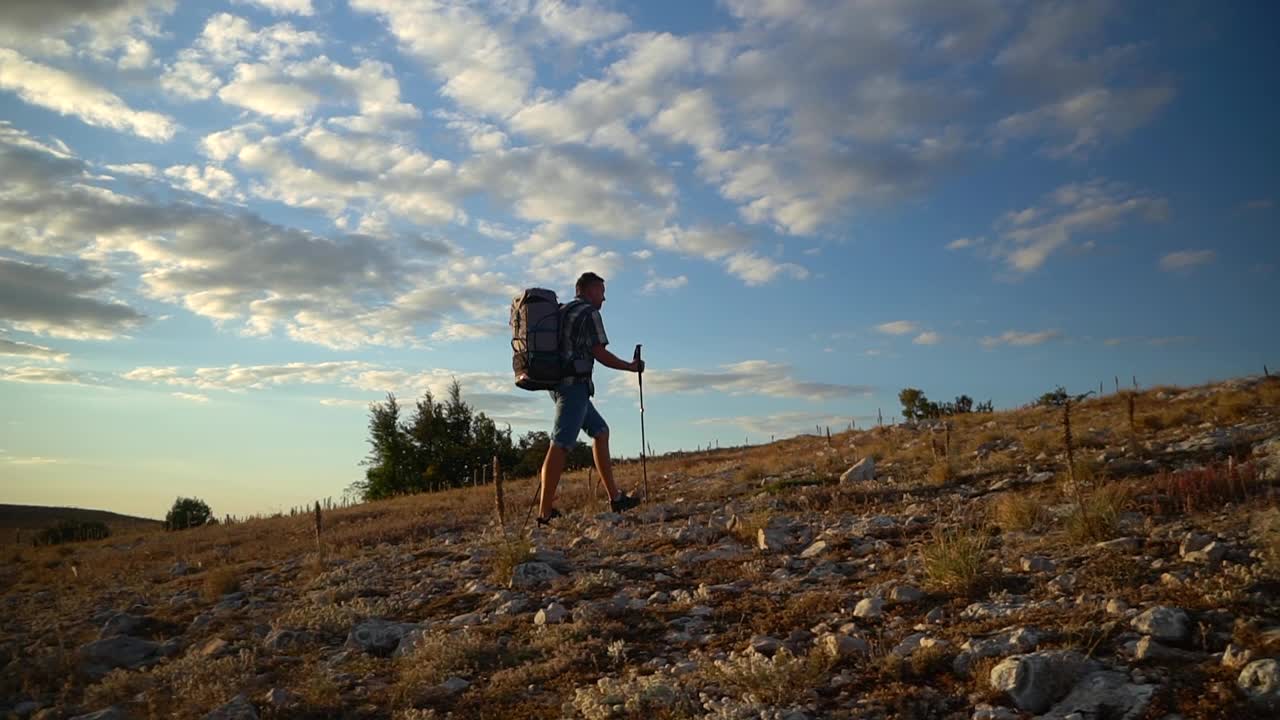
[899,388,927,421]
[355,393,417,499]
[165,497,213,530]
[1037,386,1069,407]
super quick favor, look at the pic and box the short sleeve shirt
[561,298,608,393]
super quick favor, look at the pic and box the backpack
[509,289,591,391]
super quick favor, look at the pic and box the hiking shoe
[536,508,561,527]
[610,493,640,513]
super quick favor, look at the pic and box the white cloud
[0,338,69,362]
[106,162,160,178]
[216,57,419,126]
[124,361,376,391]
[461,145,674,237]
[875,321,918,336]
[164,164,242,201]
[0,0,174,67]
[996,86,1175,158]
[0,366,104,386]
[947,237,981,250]
[982,180,1167,272]
[0,126,503,349]
[723,252,808,286]
[980,329,1063,348]
[232,0,313,16]
[641,273,688,294]
[616,360,873,401]
[532,0,629,46]
[0,48,177,141]
[649,89,724,152]
[1159,250,1215,272]
[913,331,941,345]
[172,392,210,403]
[350,0,533,118]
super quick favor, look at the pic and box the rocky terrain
[3,376,1280,719]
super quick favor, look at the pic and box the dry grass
[1063,485,1132,543]
[728,509,771,546]
[489,533,534,584]
[394,629,522,706]
[990,492,1049,532]
[921,526,992,596]
[1252,509,1280,576]
[927,460,955,486]
[203,565,242,600]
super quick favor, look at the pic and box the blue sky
[1,0,1276,519]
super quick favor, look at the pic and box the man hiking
[537,272,643,526]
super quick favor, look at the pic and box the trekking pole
[634,344,649,502]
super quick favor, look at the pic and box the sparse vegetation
[921,526,991,596]
[489,533,534,583]
[990,492,1048,531]
[704,647,834,707]
[5,375,1279,719]
[203,565,242,599]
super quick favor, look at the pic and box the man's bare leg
[539,444,567,518]
[592,431,622,501]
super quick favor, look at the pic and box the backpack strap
[561,299,595,378]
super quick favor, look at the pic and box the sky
[1,0,1277,520]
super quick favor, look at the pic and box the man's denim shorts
[550,382,608,449]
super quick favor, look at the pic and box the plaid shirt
[561,298,608,394]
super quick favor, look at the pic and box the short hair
[575,272,605,296]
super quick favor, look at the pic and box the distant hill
[0,504,161,544]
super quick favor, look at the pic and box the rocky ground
[3,376,1280,719]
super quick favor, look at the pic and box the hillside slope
[2,376,1279,719]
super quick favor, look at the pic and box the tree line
[350,380,594,501]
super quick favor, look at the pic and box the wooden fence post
[493,455,506,535]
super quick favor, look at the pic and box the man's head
[575,272,606,309]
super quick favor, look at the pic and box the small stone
[800,540,829,558]
[750,635,782,656]
[1238,659,1280,705]
[68,710,125,720]
[990,650,1093,714]
[534,602,568,625]
[198,638,231,657]
[819,633,867,659]
[840,457,875,483]
[925,607,945,623]
[889,585,923,604]
[440,677,470,694]
[1133,637,1201,662]
[511,561,560,589]
[853,596,883,619]
[1105,599,1130,616]
[1021,556,1056,573]
[262,688,299,707]
[202,694,258,720]
[1131,606,1190,644]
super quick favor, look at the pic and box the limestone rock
[839,457,875,483]
[78,635,160,679]
[989,650,1094,714]
[1131,606,1190,644]
[511,561,561,589]
[1238,659,1280,706]
[202,694,258,720]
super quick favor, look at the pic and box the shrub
[489,534,534,583]
[927,461,955,486]
[921,527,991,596]
[34,520,109,546]
[990,493,1048,532]
[203,566,241,600]
[395,630,513,705]
[165,497,213,530]
[704,647,833,707]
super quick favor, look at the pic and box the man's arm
[591,344,643,373]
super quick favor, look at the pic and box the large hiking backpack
[509,289,590,391]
